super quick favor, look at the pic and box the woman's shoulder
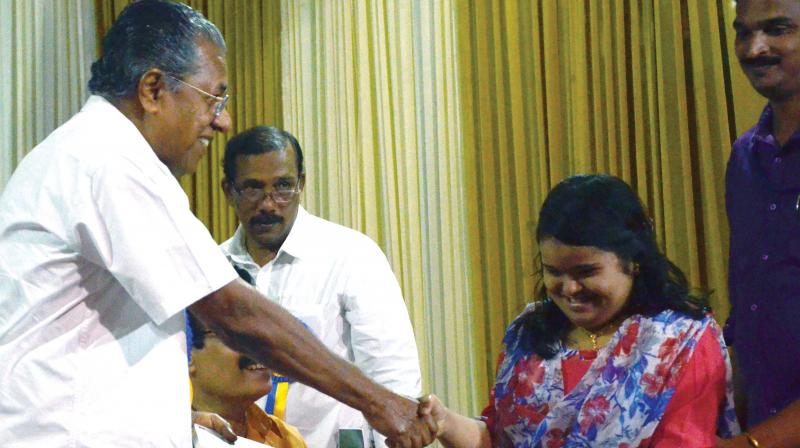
[502,301,553,352]
[649,308,716,326]
[640,309,722,342]
[505,302,544,334]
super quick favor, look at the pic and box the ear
[138,69,169,116]
[188,357,197,377]
[298,173,306,192]
[221,178,235,203]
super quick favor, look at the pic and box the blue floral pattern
[486,307,740,447]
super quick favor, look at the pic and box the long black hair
[516,174,708,359]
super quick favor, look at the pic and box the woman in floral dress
[422,174,740,447]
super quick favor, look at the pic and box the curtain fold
[457,0,764,397]
[282,0,478,415]
[1,0,96,193]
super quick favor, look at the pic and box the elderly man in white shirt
[219,125,422,448]
[0,1,436,447]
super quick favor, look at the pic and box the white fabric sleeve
[80,157,237,325]
[342,238,422,397]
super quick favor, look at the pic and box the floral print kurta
[482,307,740,447]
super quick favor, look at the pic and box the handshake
[367,393,446,448]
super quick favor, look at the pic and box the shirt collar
[751,103,800,150]
[276,205,312,261]
[245,403,287,441]
[83,95,175,179]
[225,225,259,268]
[748,104,777,149]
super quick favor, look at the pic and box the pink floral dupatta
[488,308,740,447]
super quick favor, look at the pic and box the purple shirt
[725,105,800,426]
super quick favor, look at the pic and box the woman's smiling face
[540,237,635,332]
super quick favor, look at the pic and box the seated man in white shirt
[220,125,422,448]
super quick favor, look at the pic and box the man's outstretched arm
[189,278,435,448]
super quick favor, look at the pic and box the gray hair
[88,0,226,99]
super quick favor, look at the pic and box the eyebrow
[237,179,266,187]
[542,262,599,271]
[734,16,797,30]
[215,82,228,96]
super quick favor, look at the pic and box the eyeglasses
[165,73,229,120]
[233,180,302,205]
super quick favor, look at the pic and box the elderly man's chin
[171,145,211,177]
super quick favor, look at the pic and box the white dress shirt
[0,96,237,447]
[220,207,421,448]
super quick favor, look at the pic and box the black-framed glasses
[233,180,302,205]
[165,73,229,120]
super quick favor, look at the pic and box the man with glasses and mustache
[219,126,422,448]
[0,1,435,447]
[720,1,800,447]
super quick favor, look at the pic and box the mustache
[741,55,781,68]
[238,356,259,370]
[250,214,283,226]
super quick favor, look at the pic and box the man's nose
[562,278,582,296]
[745,31,770,59]
[255,192,281,212]
[212,108,232,133]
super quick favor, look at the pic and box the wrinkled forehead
[234,149,299,181]
[736,0,800,23]
[188,39,228,93]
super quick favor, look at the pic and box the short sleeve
[80,158,236,325]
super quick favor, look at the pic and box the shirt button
[751,304,758,311]
[775,157,783,164]
[770,407,778,414]
[769,203,777,211]
[762,254,769,261]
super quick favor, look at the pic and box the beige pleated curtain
[1,0,96,192]
[92,0,766,417]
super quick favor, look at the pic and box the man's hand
[367,392,437,448]
[192,411,237,444]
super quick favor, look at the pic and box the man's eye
[543,267,560,276]
[766,25,790,36]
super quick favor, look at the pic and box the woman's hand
[417,394,491,448]
[417,394,447,438]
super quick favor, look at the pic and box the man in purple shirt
[720,1,800,447]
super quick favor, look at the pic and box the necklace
[577,320,621,351]
[581,328,601,351]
